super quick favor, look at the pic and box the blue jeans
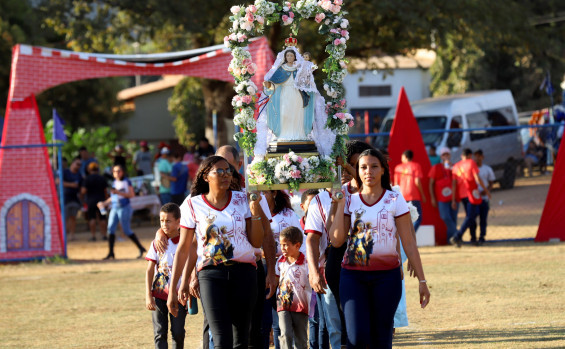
[409,200,423,232]
[340,267,402,349]
[438,201,458,240]
[107,204,134,236]
[457,198,480,240]
[318,287,342,349]
[310,295,329,349]
[469,200,490,240]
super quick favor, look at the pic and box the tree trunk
[201,79,235,148]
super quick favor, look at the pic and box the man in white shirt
[471,149,495,245]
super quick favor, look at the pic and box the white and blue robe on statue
[264,64,315,140]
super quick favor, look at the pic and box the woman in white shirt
[166,156,266,348]
[328,149,430,348]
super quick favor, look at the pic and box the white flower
[341,19,349,28]
[247,86,256,94]
[325,19,330,25]
[283,6,289,11]
[231,6,241,14]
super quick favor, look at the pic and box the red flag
[536,137,565,241]
[388,87,447,244]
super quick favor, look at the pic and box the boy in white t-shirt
[145,203,187,348]
[276,226,311,349]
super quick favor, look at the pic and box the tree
[168,77,206,148]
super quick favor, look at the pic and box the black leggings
[199,263,258,349]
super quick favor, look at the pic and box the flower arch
[224,0,353,158]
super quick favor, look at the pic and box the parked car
[375,90,523,189]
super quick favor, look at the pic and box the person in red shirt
[449,148,491,247]
[394,150,427,231]
[428,147,458,240]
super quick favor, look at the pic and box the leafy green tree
[44,120,118,173]
[168,77,207,148]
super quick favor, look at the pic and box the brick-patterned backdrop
[0,37,274,261]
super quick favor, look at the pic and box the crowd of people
[391,146,495,246]
[141,141,430,349]
[60,138,216,255]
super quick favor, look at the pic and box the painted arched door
[5,199,45,251]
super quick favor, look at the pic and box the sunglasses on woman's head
[209,168,234,176]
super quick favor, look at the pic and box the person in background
[156,147,173,205]
[470,149,495,245]
[429,147,458,241]
[145,203,187,349]
[394,149,427,232]
[102,164,146,259]
[450,148,491,247]
[196,137,216,159]
[168,152,189,206]
[524,139,547,176]
[133,140,153,176]
[428,145,441,166]
[81,162,108,242]
[78,146,97,178]
[63,157,83,241]
[108,144,129,169]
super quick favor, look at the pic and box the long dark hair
[354,149,392,191]
[283,49,296,64]
[272,190,292,215]
[190,156,242,196]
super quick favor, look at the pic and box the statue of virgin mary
[262,46,317,141]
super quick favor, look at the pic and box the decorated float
[224,0,353,192]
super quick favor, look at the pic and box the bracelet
[419,280,427,283]
[251,216,262,221]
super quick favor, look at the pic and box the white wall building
[343,50,436,134]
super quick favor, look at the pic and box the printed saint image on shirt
[277,278,295,311]
[202,212,234,267]
[345,208,374,266]
[152,255,170,298]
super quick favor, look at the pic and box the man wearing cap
[81,162,109,241]
[155,147,173,204]
[428,147,458,241]
[133,141,153,176]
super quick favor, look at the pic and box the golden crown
[284,35,298,47]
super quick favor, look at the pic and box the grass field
[1,175,564,348]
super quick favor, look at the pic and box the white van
[375,90,522,189]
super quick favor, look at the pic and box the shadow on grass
[395,326,565,346]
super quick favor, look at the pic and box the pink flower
[230,6,241,14]
[340,99,346,106]
[348,121,354,127]
[289,12,294,19]
[341,30,348,37]
[331,4,341,14]
[247,63,257,74]
[245,12,254,22]
[282,15,289,22]
[334,0,343,5]
[242,95,253,104]
[297,156,303,163]
[242,58,252,66]
[256,16,264,24]
[241,67,247,75]
[315,13,326,23]
[334,38,341,46]
[233,67,242,76]
[248,5,257,13]
[290,170,301,179]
